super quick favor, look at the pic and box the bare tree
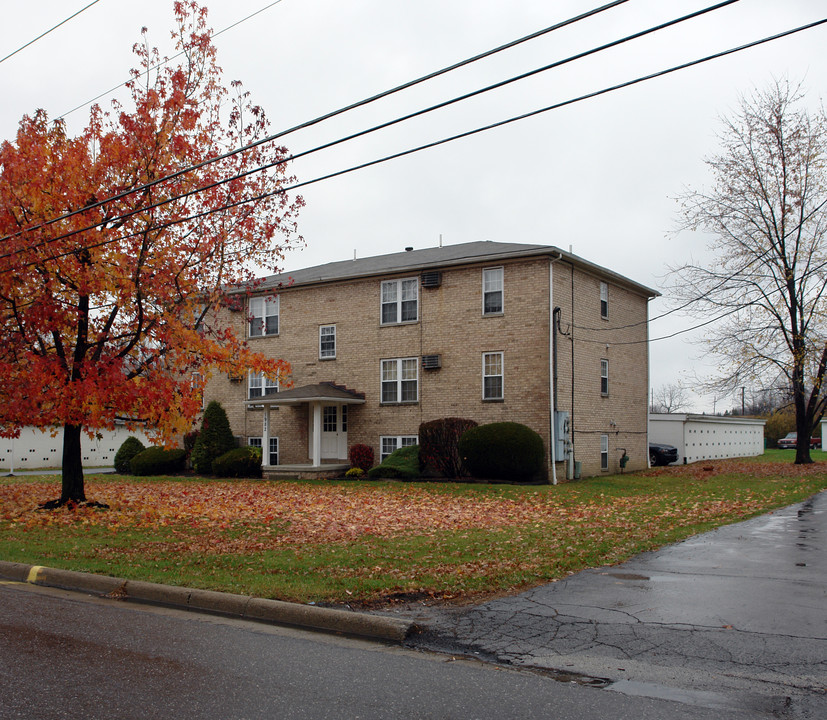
[650,382,691,413]
[669,79,827,463]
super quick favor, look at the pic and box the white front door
[320,405,347,459]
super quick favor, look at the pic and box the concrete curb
[0,560,415,643]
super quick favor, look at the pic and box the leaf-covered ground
[1,459,825,604]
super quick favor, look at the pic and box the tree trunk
[60,423,86,503]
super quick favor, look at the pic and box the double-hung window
[483,352,504,400]
[600,435,609,470]
[381,278,418,324]
[319,324,336,359]
[600,359,609,396]
[483,267,503,315]
[249,437,279,466]
[249,371,279,399]
[380,435,418,461]
[600,282,609,319]
[381,358,418,403]
[249,296,279,337]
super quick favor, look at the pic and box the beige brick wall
[204,254,651,478]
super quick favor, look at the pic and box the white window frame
[248,371,279,399]
[249,436,278,466]
[191,371,205,410]
[600,282,609,320]
[249,295,279,337]
[482,267,504,316]
[600,435,609,471]
[600,359,609,396]
[319,324,336,359]
[482,351,504,400]
[381,278,419,325]
[381,358,419,404]
[380,435,418,462]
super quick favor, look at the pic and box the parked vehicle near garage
[649,442,679,466]
[776,432,821,449]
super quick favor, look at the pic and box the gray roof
[245,382,366,406]
[244,241,658,297]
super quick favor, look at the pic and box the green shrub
[114,436,145,474]
[418,417,478,477]
[458,422,546,482]
[191,401,235,475]
[367,444,421,480]
[130,447,187,476]
[212,446,262,478]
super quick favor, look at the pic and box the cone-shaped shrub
[114,435,145,474]
[191,400,235,475]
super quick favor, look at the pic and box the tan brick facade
[203,244,655,478]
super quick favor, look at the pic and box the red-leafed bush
[349,443,375,472]
[419,417,478,478]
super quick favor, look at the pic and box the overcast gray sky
[1,0,825,413]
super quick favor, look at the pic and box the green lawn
[1,454,824,606]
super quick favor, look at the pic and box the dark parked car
[776,432,822,449]
[649,442,678,466]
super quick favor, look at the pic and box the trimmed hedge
[418,417,478,477]
[367,444,420,480]
[114,436,145,474]
[130,447,187,476]
[212,446,262,478]
[458,422,546,482]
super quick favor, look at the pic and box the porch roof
[244,382,366,407]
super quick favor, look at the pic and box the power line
[57,0,287,120]
[6,15,824,276]
[0,0,103,66]
[0,0,740,257]
[0,0,634,249]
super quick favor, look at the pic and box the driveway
[398,492,827,718]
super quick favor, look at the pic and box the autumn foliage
[0,2,302,503]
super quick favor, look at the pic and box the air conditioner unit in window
[420,271,442,288]
[421,354,442,370]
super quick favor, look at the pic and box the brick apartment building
[203,241,658,479]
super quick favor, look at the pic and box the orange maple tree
[0,1,302,505]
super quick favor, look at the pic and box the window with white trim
[600,435,609,470]
[249,436,278,466]
[600,359,609,396]
[381,278,418,324]
[319,324,336,359]
[381,358,418,403]
[249,295,279,337]
[249,371,279,399]
[483,267,503,315]
[483,352,504,400]
[380,435,418,461]
[600,282,608,319]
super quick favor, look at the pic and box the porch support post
[311,402,322,467]
[262,405,270,468]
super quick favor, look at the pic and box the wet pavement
[398,491,827,718]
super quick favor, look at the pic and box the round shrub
[130,447,187,476]
[191,400,235,475]
[212,446,262,478]
[458,422,545,482]
[114,435,145,474]
[345,467,365,479]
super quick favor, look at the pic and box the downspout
[549,252,563,485]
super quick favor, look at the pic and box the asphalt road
[0,580,771,720]
[398,492,827,719]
